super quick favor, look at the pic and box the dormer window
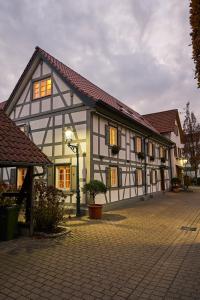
[33,77,52,100]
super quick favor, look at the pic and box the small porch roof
[0,110,51,167]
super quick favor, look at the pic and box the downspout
[144,136,149,196]
[169,144,175,187]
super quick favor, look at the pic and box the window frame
[135,136,142,153]
[148,142,153,156]
[109,126,118,146]
[151,170,157,185]
[31,74,52,101]
[17,168,27,189]
[136,168,143,186]
[110,166,118,188]
[55,164,71,191]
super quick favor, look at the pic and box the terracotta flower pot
[88,204,103,219]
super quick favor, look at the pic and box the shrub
[171,177,181,187]
[83,180,107,203]
[33,181,67,233]
[111,145,120,155]
[138,152,145,160]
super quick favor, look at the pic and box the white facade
[2,53,172,206]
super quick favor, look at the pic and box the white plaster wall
[20,104,30,117]
[93,115,98,133]
[42,62,51,75]
[30,118,49,130]
[41,98,51,112]
[32,64,41,79]
[71,111,86,123]
[111,190,118,202]
[53,73,68,93]
[31,101,40,115]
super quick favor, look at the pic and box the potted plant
[138,152,145,160]
[171,177,181,192]
[111,145,120,155]
[0,183,19,241]
[83,180,107,219]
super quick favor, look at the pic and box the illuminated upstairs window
[33,77,52,100]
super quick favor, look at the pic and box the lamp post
[65,128,81,217]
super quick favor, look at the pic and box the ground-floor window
[55,165,70,190]
[17,168,27,189]
[150,170,157,184]
[136,169,143,185]
[110,166,118,187]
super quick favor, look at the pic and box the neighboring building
[2,46,173,206]
[144,109,185,179]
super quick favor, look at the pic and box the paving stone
[1,191,200,299]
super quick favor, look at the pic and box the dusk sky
[0,0,199,120]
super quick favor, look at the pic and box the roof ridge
[36,46,160,134]
[143,109,178,116]
[37,46,133,106]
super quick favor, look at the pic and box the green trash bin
[0,205,19,241]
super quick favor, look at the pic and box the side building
[144,109,185,180]
[1,47,173,206]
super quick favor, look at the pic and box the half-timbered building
[1,47,173,206]
[144,110,185,180]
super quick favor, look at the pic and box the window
[33,77,52,100]
[56,166,70,190]
[159,147,165,158]
[17,168,27,189]
[109,126,117,146]
[148,142,153,156]
[110,167,118,187]
[136,137,142,153]
[150,170,157,184]
[136,169,143,185]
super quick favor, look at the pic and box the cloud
[0,0,199,120]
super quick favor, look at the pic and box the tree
[183,102,200,180]
[190,0,200,87]
[83,180,107,203]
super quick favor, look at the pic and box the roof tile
[143,110,178,134]
[0,110,51,166]
[36,47,159,134]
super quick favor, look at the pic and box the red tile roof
[36,47,160,134]
[143,110,178,134]
[0,110,51,166]
[0,101,7,110]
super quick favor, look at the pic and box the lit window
[109,127,117,145]
[136,169,143,185]
[110,167,118,187]
[160,147,165,158]
[33,77,52,100]
[136,137,142,153]
[151,170,157,184]
[17,168,27,189]
[148,142,153,156]
[56,166,70,190]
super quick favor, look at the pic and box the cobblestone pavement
[1,191,200,300]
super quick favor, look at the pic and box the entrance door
[160,168,165,191]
